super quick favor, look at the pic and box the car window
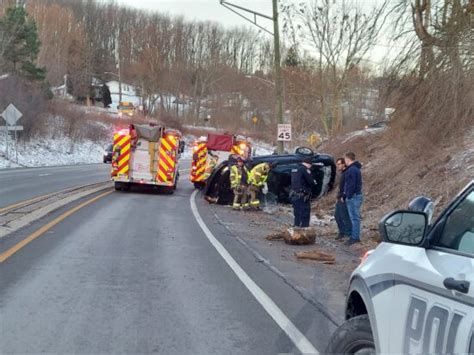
[436,190,474,255]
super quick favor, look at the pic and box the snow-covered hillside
[0,133,108,168]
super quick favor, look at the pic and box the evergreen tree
[0,6,46,81]
[284,46,301,68]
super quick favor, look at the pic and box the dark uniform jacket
[291,165,317,195]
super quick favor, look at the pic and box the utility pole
[272,0,284,154]
[118,59,122,103]
[220,0,285,153]
[116,28,123,104]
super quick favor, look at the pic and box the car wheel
[114,182,122,191]
[194,182,205,189]
[325,315,375,354]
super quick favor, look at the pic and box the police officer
[290,157,317,227]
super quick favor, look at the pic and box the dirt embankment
[315,125,474,250]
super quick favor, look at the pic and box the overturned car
[204,147,336,205]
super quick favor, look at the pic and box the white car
[326,180,474,354]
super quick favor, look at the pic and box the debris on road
[295,250,336,264]
[265,232,284,241]
[283,227,317,245]
[265,227,318,245]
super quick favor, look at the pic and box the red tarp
[206,133,234,151]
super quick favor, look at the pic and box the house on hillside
[106,80,141,110]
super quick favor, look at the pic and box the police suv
[326,181,474,354]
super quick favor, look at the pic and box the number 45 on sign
[277,124,291,141]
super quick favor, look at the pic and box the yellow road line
[0,190,113,263]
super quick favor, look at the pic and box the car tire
[325,315,375,354]
[114,182,122,191]
[194,182,205,189]
[163,186,175,194]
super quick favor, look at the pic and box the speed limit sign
[277,124,291,141]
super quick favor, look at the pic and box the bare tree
[283,0,390,136]
[382,0,473,143]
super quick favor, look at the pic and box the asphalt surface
[0,164,110,208]
[0,167,334,354]
[0,160,191,208]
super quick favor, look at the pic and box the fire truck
[111,124,184,193]
[190,133,251,189]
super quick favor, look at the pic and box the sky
[112,0,401,66]
[115,0,274,30]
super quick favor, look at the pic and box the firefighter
[290,157,317,227]
[248,162,273,209]
[230,156,249,210]
[203,151,219,180]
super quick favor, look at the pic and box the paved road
[0,160,191,208]
[0,175,333,354]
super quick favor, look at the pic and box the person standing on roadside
[290,157,318,228]
[343,152,363,245]
[230,156,249,210]
[334,158,352,241]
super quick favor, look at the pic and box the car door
[389,183,474,354]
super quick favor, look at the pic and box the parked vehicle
[111,124,184,193]
[117,101,134,117]
[103,144,113,163]
[326,180,474,354]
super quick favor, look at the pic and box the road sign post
[277,124,291,153]
[277,124,291,141]
[1,104,23,165]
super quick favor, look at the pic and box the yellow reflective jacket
[203,157,218,178]
[230,165,249,189]
[248,163,269,187]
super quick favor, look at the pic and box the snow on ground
[78,104,120,118]
[448,126,474,174]
[0,133,108,168]
[0,128,275,169]
[342,126,387,144]
[252,141,275,156]
[183,125,217,132]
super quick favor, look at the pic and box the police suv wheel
[325,315,375,354]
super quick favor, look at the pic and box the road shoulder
[196,197,363,325]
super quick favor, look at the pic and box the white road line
[190,190,319,355]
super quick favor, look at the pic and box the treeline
[1,0,471,144]
[25,0,274,126]
[280,0,472,142]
